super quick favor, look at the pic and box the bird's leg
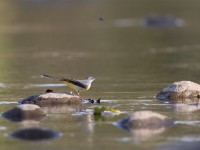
[71,90,80,97]
[76,91,83,100]
[70,90,82,99]
[70,90,77,96]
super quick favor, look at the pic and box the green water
[0,0,200,149]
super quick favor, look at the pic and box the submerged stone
[156,81,200,101]
[115,111,173,136]
[8,127,61,141]
[18,92,81,106]
[141,14,184,27]
[155,142,200,150]
[2,104,45,122]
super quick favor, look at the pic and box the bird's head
[86,76,95,82]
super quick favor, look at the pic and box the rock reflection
[19,120,41,128]
[8,127,61,141]
[169,98,200,112]
[129,128,166,138]
[41,105,83,114]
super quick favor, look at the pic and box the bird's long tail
[41,74,60,80]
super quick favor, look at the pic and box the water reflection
[159,98,200,112]
[0,83,6,88]
[172,103,200,113]
[114,18,136,27]
[18,120,41,128]
[0,101,17,105]
[121,128,166,139]
[0,0,199,149]
[175,120,200,125]
[42,104,85,114]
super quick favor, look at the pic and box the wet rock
[115,111,173,137]
[156,81,200,101]
[8,127,61,141]
[2,104,46,122]
[18,92,81,106]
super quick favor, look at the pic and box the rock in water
[8,127,61,141]
[2,104,46,122]
[156,81,200,101]
[116,111,173,130]
[18,93,81,106]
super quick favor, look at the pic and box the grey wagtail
[42,74,95,96]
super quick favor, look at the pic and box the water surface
[0,0,200,150]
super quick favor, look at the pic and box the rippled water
[1,0,200,150]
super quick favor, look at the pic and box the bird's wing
[60,78,87,88]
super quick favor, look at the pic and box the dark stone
[8,127,61,141]
[155,142,200,150]
[141,14,183,27]
[2,104,46,122]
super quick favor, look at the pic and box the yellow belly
[63,81,89,93]
[85,84,91,90]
